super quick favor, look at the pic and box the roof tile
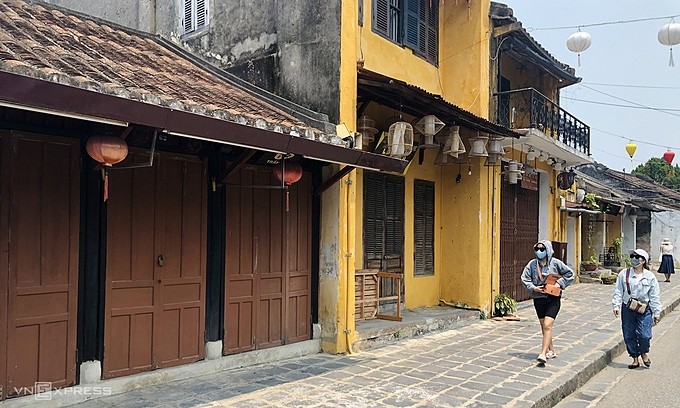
[0,0,318,135]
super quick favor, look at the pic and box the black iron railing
[495,88,590,156]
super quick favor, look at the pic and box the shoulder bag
[625,268,648,314]
[537,260,562,297]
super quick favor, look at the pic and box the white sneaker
[546,350,556,359]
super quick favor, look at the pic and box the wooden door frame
[0,131,8,400]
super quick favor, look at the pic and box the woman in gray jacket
[521,240,575,364]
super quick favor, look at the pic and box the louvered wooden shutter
[384,176,404,259]
[426,0,438,63]
[373,0,390,38]
[184,0,193,33]
[364,173,385,264]
[414,180,434,276]
[403,0,420,49]
[196,0,207,28]
[183,0,208,34]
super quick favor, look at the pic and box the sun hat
[629,248,650,269]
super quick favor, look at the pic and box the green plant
[601,274,617,285]
[584,193,600,209]
[584,255,599,266]
[493,294,517,317]
[611,238,622,254]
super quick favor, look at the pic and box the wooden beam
[218,149,255,184]
[315,165,355,197]
[493,22,522,38]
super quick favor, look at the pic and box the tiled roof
[576,163,680,211]
[0,0,320,138]
[490,2,579,86]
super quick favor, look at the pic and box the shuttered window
[364,172,404,269]
[372,0,438,64]
[414,179,434,276]
[183,0,209,35]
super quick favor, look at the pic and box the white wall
[650,210,680,266]
[567,217,576,267]
[622,212,636,256]
[538,169,550,240]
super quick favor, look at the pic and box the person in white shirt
[612,248,661,369]
[658,238,675,282]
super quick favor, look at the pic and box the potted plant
[493,293,518,320]
[582,255,599,271]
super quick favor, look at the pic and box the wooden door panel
[225,166,311,354]
[499,180,538,302]
[6,134,79,396]
[287,179,311,342]
[105,153,157,378]
[225,168,256,354]
[105,152,206,378]
[155,156,206,368]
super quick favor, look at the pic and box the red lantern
[274,162,303,211]
[663,149,675,165]
[86,135,129,202]
[86,135,129,166]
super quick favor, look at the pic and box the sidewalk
[19,277,680,407]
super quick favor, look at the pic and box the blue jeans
[621,303,653,358]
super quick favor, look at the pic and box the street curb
[529,292,680,408]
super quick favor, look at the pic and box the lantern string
[527,14,680,31]
[577,53,581,68]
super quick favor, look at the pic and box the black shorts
[533,296,561,319]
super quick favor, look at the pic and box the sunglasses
[630,254,644,260]
[533,246,546,252]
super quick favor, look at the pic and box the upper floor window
[183,0,209,35]
[372,0,439,64]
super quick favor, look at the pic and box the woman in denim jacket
[612,248,661,369]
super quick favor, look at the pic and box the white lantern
[658,22,680,67]
[386,122,414,158]
[526,148,538,161]
[415,115,445,147]
[566,30,592,67]
[468,133,489,157]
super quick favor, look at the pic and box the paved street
[556,301,680,408]
[64,277,680,408]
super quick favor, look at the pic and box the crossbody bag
[536,260,562,297]
[625,268,648,314]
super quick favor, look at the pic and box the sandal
[537,354,547,364]
[628,362,640,369]
[643,359,651,367]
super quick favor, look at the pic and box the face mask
[535,250,547,260]
[631,258,642,267]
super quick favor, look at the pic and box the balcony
[495,88,590,156]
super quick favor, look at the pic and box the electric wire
[579,84,680,118]
[590,127,680,151]
[561,96,680,112]
[526,14,680,31]
[584,82,680,90]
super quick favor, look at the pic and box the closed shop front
[500,174,539,302]
[224,166,311,354]
[0,132,80,399]
[104,151,207,378]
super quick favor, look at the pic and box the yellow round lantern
[625,142,637,159]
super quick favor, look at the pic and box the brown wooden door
[224,166,311,355]
[1,132,80,398]
[500,178,539,302]
[104,152,206,378]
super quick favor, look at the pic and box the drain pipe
[344,171,355,354]
[490,165,497,315]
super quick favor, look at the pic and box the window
[372,0,439,64]
[414,179,434,276]
[183,0,208,35]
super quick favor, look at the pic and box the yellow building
[323,0,593,353]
